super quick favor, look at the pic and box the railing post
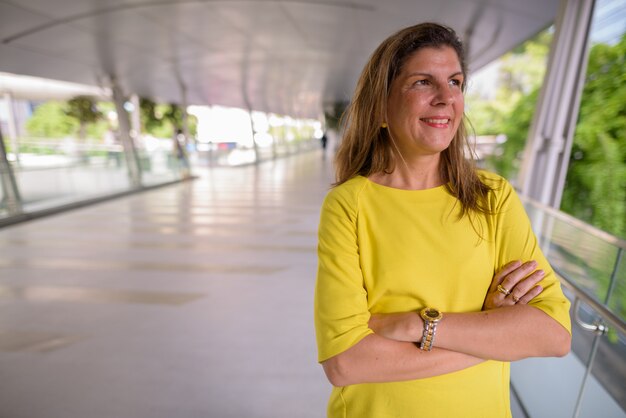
[572,330,602,418]
[0,126,23,214]
[605,248,623,305]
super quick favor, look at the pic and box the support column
[179,82,190,145]
[247,109,259,163]
[111,78,142,188]
[130,94,141,139]
[3,92,20,165]
[0,126,22,214]
[516,0,596,208]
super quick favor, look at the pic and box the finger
[510,269,545,298]
[515,285,543,304]
[491,260,522,291]
[500,260,538,293]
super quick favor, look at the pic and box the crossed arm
[321,261,571,387]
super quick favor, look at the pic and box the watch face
[426,310,440,319]
[422,308,442,321]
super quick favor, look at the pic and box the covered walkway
[0,150,333,418]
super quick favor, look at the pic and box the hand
[368,312,422,342]
[483,260,544,310]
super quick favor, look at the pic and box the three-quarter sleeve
[493,179,572,334]
[314,187,373,362]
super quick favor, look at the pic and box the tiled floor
[0,150,334,418]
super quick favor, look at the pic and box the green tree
[140,97,163,135]
[489,88,540,178]
[139,99,196,139]
[64,96,102,140]
[561,35,626,238]
[25,101,77,138]
[467,29,552,178]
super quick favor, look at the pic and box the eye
[412,79,429,87]
[449,79,462,87]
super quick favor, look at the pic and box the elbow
[321,355,352,387]
[539,327,571,358]
[552,329,571,357]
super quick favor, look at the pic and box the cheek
[455,94,465,114]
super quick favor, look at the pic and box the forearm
[370,305,570,362]
[436,305,571,361]
[321,333,484,387]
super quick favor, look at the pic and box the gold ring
[512,295,520,303]
[497,284,511,296]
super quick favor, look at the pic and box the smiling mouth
[421,118,450,124]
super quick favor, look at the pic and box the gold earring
[381,122,388,128]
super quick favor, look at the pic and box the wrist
[413,312,425,342]
[419,307,443,351]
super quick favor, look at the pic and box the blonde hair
[334,22,491,217]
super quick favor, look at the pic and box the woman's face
[386,46,464,160]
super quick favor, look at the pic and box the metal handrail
[521,196,626,250]
[554,265,626,336]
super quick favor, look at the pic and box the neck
[370,154,444,190]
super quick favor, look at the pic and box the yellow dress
[314,172,571,418]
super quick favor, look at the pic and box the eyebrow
[406,71,464,78]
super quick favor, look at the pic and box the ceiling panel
[0,0,560,118]
[0,2,51,39]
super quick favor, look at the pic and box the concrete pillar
[111,78,142,188]
[516,0,596,208]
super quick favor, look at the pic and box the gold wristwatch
[419,307,443,351]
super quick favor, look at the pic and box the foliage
[64,96,102,140]
[25,101,78,138]
[25,98,114,141]
[561,35,626,238]
[139,98,197,139]
[469,29,626,240]
[487,88,540,178]
[467,29,551,179]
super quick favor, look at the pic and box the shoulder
[476,170,515,195]
[323,176,369,209]
[475,170,520,211]
[476,169,505,187]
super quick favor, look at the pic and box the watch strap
[419,308,442,351]
[419,320,438,351]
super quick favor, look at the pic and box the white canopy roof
[0,0,559,117]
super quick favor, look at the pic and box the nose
[431,84,454,106]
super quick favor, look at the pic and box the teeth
[423,118,449,124]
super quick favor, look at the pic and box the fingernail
[537,270,544,276]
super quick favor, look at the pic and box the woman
[314,22,571,417]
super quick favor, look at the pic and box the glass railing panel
[607,252,626,328]
[511,349,584,417]
[194,138,320,167]
[135,136,186,186]
[0,165,9,218]
[11,138,132,212]
[575,323,626,417]
[512,199,626,418]
[524,202,623,310]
